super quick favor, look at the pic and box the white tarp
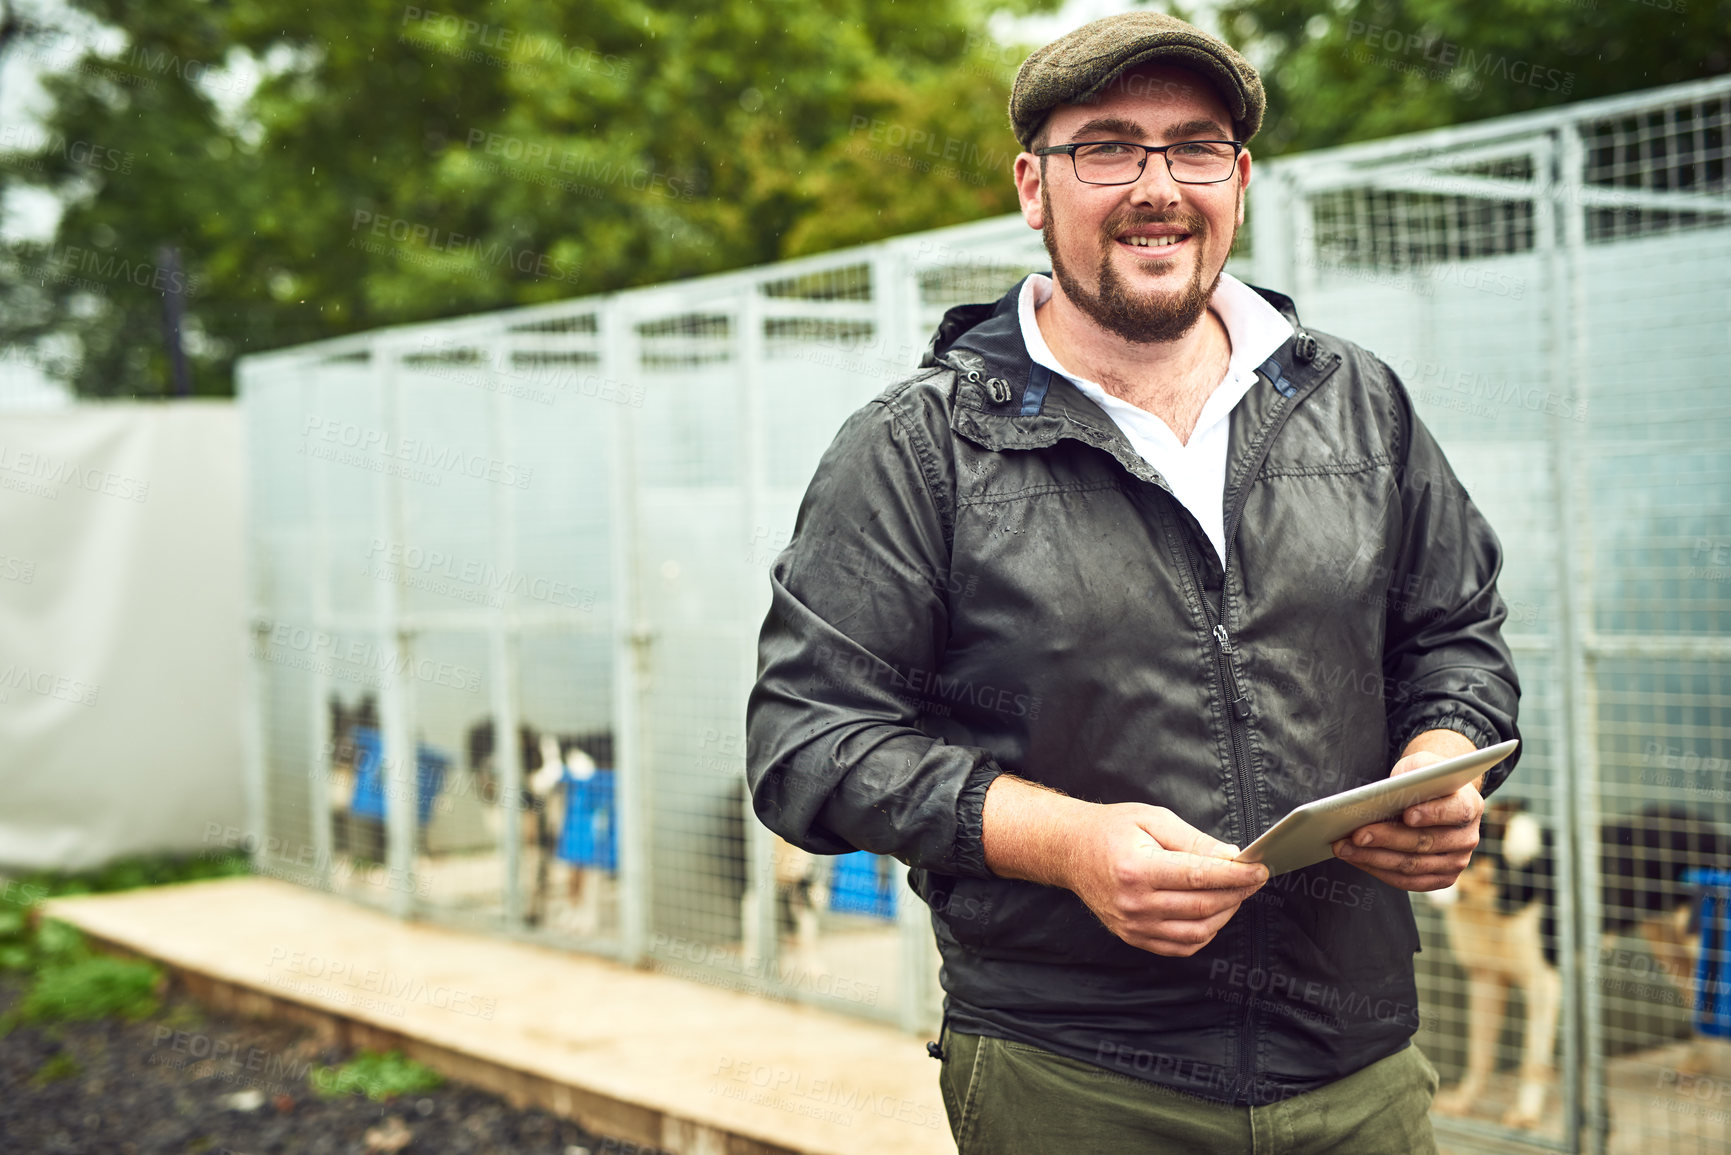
[0,401,244,871]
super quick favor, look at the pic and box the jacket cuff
[1393,710,1515,797]
[949,759,1006,880]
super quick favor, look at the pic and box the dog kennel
[238,76,1731,1154]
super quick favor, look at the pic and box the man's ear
[1236,150,1252,229]
[1014,152,1044,230]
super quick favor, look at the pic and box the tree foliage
[3,0,1726,397]
[1220,0,1731,156]
[0,0,1054,397]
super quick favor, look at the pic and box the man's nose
[1126,152,1184,211]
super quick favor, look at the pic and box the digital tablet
[1234,739,1519,877]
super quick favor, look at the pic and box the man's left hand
[1332,731,1483,892]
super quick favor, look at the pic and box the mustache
[1101,210,1209,240]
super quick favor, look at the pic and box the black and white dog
[1430,802,1728,1128]
[326,693,384,863]
[466,719,613,933]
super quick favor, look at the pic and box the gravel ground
[0,977,658,1155]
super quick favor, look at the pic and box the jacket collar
[920,275,1341,491]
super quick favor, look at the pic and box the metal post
[738,284,779,984]
[1286,169,1319,305]
[873,244,934,1032]
[157,244,191,398]
[236,363,270,876]
[1549,120,1603,1155]
[1537,122,1597,1154]
[1248,163,1294,294]
[307,365,334,888]
[376,342,417,919]
[607,300,651,964]
[488,336,525,929]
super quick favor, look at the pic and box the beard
[1041,184,1234,345]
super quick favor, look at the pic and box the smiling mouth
[1118,233,1189,252]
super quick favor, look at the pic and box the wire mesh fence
[1252,76,1731,1155]
[239,77,1730,1153]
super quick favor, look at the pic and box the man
[746,11,1520,1153]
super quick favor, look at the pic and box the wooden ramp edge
[44,877,954,1155]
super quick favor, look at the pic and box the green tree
[1219,0,1731,156]
[0,0,1055,398]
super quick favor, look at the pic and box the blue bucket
[1684,868,1731,1039]
[830,851,896,920]
[555,768,617,872]
[348,727,448,827]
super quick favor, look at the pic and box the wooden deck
[43,877,1729,1154]
[44,877,951,1155]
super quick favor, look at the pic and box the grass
[0,851,251,1033]
[310,1050,445,1101]
[17,951,163,1024]
[32,1050,82,1086]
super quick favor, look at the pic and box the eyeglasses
[1033,139,1245,186]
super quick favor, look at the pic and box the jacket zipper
[1214,624,1250,721]
[1190,548,1263,1103]
[1197,364,1320,1105]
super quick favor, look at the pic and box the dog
[720,780,829,980]
[465,719,615,933]
[326,693,385,863]
[1430,802,1728,1128]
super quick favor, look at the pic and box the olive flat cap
[1009,11,1265,150]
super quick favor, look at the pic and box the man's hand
[983,777,1268,957]
[1065,802,1270,956]
[1332,730,1484,892]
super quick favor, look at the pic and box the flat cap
[1009,11,1265,150]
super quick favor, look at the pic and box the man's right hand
[1063,802,1269,956]
[983,777,1268,957]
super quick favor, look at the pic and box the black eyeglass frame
[1032,139,1246,186]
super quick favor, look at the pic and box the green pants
[937,1029,1440,1155]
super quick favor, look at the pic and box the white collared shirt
[1017,271,1293,565]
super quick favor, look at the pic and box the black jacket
[745,277,1521,1105]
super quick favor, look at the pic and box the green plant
[32,1050,82,1086]
[311,1050,445,1101]
[0,852,250,977]
[17,951,162,1024]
